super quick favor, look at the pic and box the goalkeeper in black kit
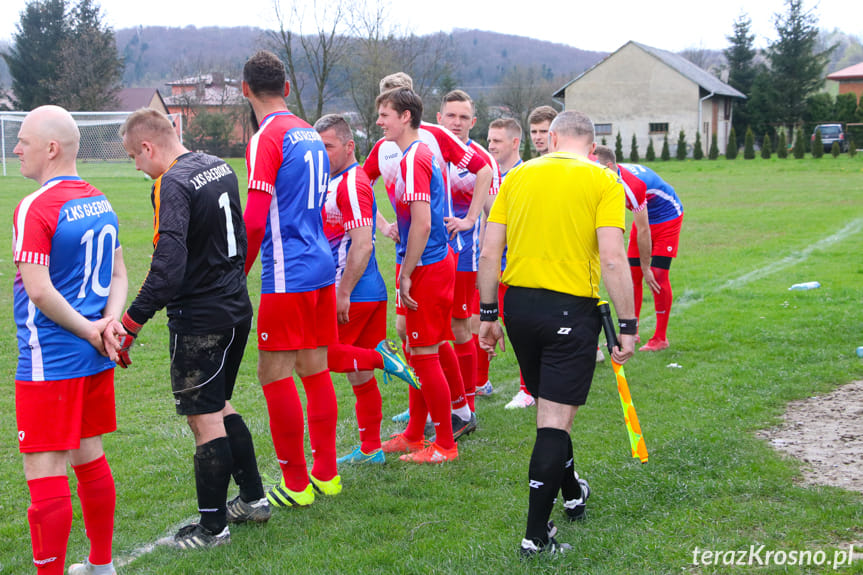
[118,108,269,550]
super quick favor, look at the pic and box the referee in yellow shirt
[478,110,636,556]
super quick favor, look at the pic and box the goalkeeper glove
[118,312,143,368]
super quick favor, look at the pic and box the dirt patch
[758,380,863,493]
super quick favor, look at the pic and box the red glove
[117,312,143,368]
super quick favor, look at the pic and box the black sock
[525,427,570,545]
[559,436,582,502]
[194,436,232,534]
[224,414,265,502]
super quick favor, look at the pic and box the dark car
[811,124,847,152]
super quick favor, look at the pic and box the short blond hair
[120,108,178,152]
[379,72,413,93]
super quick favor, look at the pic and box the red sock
[439,342,467,410]
[72,455,115,565]
[454,340,477,411]
[519,373,530,395]
[474,334,489,387]
[630,265,644,319]
[352,377,382,453]
[651,266,673,341]
[302,370,338,482]
[403,385,428,441]
[262,377,308,492]
[327,343,384,373]
[411,352,455,449]
[27,475,72,575]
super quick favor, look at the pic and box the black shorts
[503,287,600,406]
[169,317,251,416]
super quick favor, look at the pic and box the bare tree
[345,0,455,155]
[267,0,352,123]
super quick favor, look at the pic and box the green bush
[661,134,670,161]
[693,132,703,160]
[726,127,738,160]
[708,133,719,160]
[630,134,639,163]
[676,130,687,160]
[646,138,656,161]
[831,141,840,157]
[793,127,806,158]
[811,130,823,158]
[744,127,755,159]
[761,133,772,159]
[777,130,788,159]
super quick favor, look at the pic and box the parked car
[811,124,847,152]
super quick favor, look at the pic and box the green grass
[1,155,863,574]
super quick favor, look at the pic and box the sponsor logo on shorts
[557,327,572,335]
[18,430,25,442]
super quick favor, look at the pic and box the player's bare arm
[597,226,636,363]
[632,209,660,293]
[477,221,506,356]
[18,262,113,356]
[445,164,492,237]
[399,200,432,311]
[337,225,373,323]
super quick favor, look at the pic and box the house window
[649,123,669,134]
[595,123,612,136]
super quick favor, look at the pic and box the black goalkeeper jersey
[127,152,252,333]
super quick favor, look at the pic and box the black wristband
[479,302,499,322]
[618,318,638,335]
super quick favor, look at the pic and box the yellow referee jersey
[488,151,625,298]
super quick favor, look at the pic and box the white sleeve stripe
[346,169,363,219]
[15,181,59,255]
[343,218,374,231]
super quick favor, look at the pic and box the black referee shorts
[169,317,251,416]
[503,287,600,406]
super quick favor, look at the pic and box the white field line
[638,218,863,329]
[113,515,198,568]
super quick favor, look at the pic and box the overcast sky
[1,0,860,53]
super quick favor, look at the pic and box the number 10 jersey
[13,177,119,381]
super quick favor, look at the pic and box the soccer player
[242,50,340,506]
[528,106,558,156]
[478,111,636,556]
[615,162,683,351]
[593,145,661,297]
[364,73,493,430]
[375,87,459,463]
[435,89,500,434]
[117,109,268,549]
[313,113,419,464]
[13,105,126,575]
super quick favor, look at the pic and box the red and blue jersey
[389,141,449,266]
[447,140,500,272]
[322,163,387,303]
[364,121,490,255]
[246,111,335,294]
[13,177,118,381]
[618,163,683,224]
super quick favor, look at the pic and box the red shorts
[397,256,456,347]
[453,271,478,319]
[628,216,683,259]
[16,369,116,453]
[258,285,338,351]
[338,300,387,349]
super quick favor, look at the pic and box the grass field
[1,155,862,574]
